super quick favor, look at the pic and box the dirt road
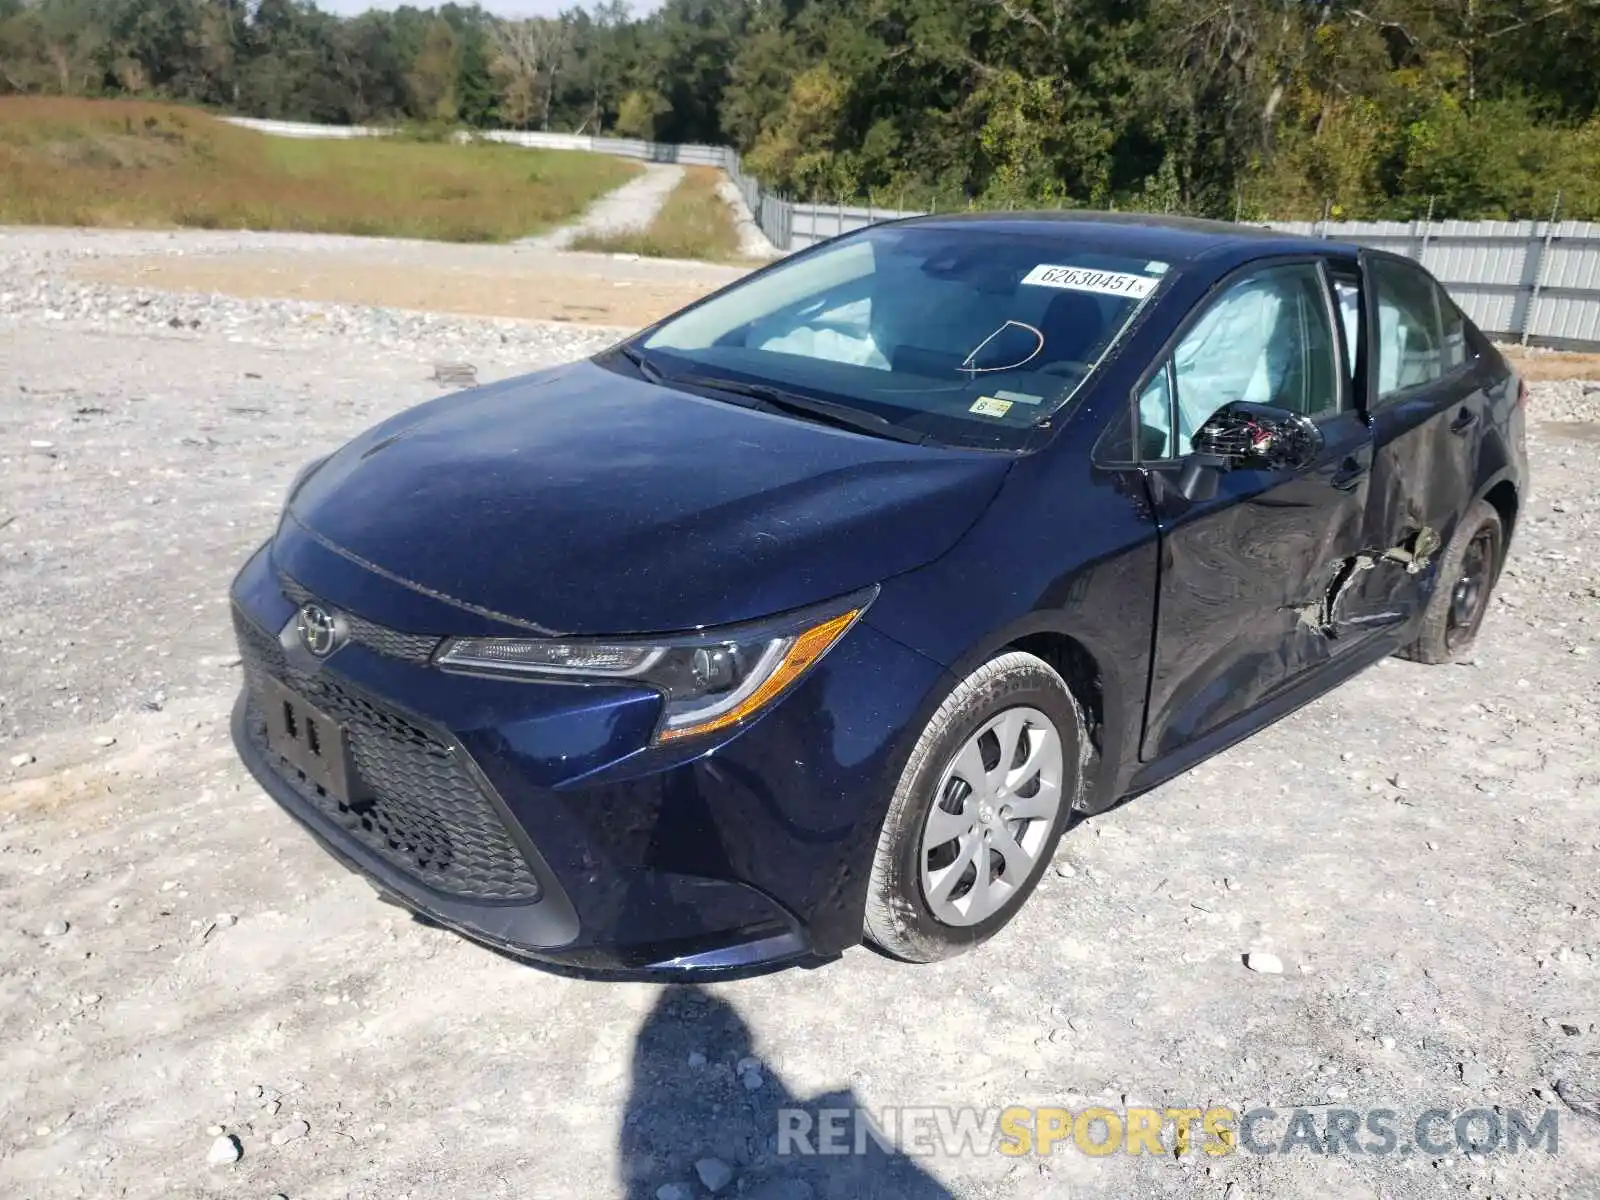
[2,230,1599,1200]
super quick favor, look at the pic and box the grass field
[1501,343,1600,382]
[0,98,639,242]
[572,165,746,262]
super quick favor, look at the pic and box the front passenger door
[1138,260,1374,760]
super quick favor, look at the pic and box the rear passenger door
[1347,253,1485,626]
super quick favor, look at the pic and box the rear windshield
[638,224,1169,449]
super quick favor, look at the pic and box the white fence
[220,117,388,139]
[480,128,733,168]
[221,116,1600,348]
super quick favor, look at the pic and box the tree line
[2,0,1598,220]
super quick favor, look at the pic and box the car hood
[280,360,1011,636]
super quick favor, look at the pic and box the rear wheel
[863,651,1086,962]
[1397,499,1504,665]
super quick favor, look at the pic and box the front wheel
[863,651,1086,963]
[1397,499,1505,665]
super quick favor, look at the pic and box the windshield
[637,224,1169,449]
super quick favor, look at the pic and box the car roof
[894,210,1360,267]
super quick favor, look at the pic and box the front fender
[866,552,1158,816]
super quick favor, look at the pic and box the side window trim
[1313,258,1350,416]
[1154,359,1176,460]
[1440,272,1452,366]
[1437,286,1474,372]
[1323,260,1368,414]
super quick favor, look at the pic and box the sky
[314,0,659,15]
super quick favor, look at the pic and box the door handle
[1330,456,1368,491]
[1449,408,1478,434]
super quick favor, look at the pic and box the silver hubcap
[919,706,1064,927]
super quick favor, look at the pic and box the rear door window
[1370,258,1444,397]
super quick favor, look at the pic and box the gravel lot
[2,230,1599,1200]
[12,225,744,332]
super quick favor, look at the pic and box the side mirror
[1191,402,1323,473]
[1175,453,1229,501]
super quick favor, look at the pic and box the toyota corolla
[229,213,1526,973]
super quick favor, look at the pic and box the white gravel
[0,230,622,360]
[1,227,1599,1199]
[528,164,687,249]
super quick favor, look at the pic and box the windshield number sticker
[1021,264,1160,298]
[970,396,1014,418]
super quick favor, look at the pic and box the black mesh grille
[279,576,441,665]
[235,607,543,902]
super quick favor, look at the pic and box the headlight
[436,587,877,743]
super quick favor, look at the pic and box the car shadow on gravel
[622,985,951,1199]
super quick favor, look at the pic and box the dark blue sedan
[229,213,1527,973]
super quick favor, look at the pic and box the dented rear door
[1337,253,1485,632]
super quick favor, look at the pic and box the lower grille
[235,608,543,902]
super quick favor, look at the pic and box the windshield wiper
[669,373,930,445]
[617,343,665,383]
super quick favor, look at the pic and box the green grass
[572,165,747,262]
[0,97,640,242]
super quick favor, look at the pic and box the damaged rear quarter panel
[1350,355,1504,632]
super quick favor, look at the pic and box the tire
[863,651,1088,963]
[1396,499,1504,665]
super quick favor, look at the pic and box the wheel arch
[1006,630,1104,764]
[925,615,1137,814]
[1481,477,1519,547]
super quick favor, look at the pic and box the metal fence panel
[1258,218,1600,348]
[788,204,1600,348]
[789,204,920,250]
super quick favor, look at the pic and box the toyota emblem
[295,603,343,658]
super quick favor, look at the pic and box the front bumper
[227,541,948,975]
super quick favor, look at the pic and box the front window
[1139,263,1340,459]
[636,224,1168,449]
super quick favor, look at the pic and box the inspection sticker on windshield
[970,396,1014,417]
[1021,264,1161,298]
